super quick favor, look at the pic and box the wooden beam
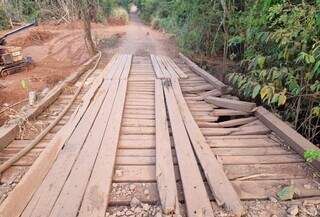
[205,96,256,113]
[163,80,214,217]
[170,78,243,216]
[163,56,188,79]
[77,80,128,217]
[20,55,125,217]
[150,55,164,79]
[183,84,214,93]
[255,106,320,170]
[179,53,228,92]
[155,79,180,215]
[199,89,222,99]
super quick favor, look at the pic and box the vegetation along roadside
[137,0,320,148]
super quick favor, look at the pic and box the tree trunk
[81,0,97,56]
[83,17,97,55]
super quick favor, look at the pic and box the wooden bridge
[0,53,319,217]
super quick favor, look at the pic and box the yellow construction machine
[0,20,37,77]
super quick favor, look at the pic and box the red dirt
[9,29,55,48]
[0,21,126,125]
[0,14,177,125]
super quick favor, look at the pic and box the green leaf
[277,186,296,201]
[313,61,320,76]
[260,86,269,100]
[257,56,266,69]
[278,94,287,106]
[311,107,320,117]
[252,84,261,99]
[271,94,279,104]
[304,150,320,162]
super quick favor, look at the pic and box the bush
[150,17,160,29]
[0,6,9,30]
[108,7,129,25]
[228,1,320,144]
[137,0,223,55]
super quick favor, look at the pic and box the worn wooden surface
[0,54,319,217]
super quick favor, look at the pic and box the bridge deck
[0,54,319,217]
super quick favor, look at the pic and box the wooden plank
[255,106,320,171]
[20,55,124,217]
[205,96,256,112]
[208,138,280,148]
[78,80,128,217]
[231,125,271,135]
[118,139,155,149]
[163,80,214,217]
[117,149,155,157]
[21,80,118,217]
[219,154,304,165]
[121,127,155,135]
[232,179,320,200]
[122,119,155,127]
[215,117,257,128]
[43,80,121,217]
[150,54,164,79]
[179,53,228,92]
[170,78,243,216]
[157,56,176,79]
[201,125,270,136]
[183,84,214,93]
[107,179,320,204]
[224,163,311,180]
[115,154,304,165]
[121,54,133,80]
[164,56,188,79]
[155,79,180,214]
[159,55,178,78]
[0,65,105,217]
[112,163,310,182]
[213,147,290,156]
[104,55,123,80]
[212,109,250,116]
[199,89,222,99]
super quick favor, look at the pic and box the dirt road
[0,14,175,108]
[117,14,177,56]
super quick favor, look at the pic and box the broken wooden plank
[179,52,228,92]
[205,96,256,113]
[199,89,222,99]
[155,79,180,215]
[255,106,320,171]
[183,84,214,93]
[170,78,243,216]
[163,80,214,217]
[211,109,250,116]
[197,117,257,128]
